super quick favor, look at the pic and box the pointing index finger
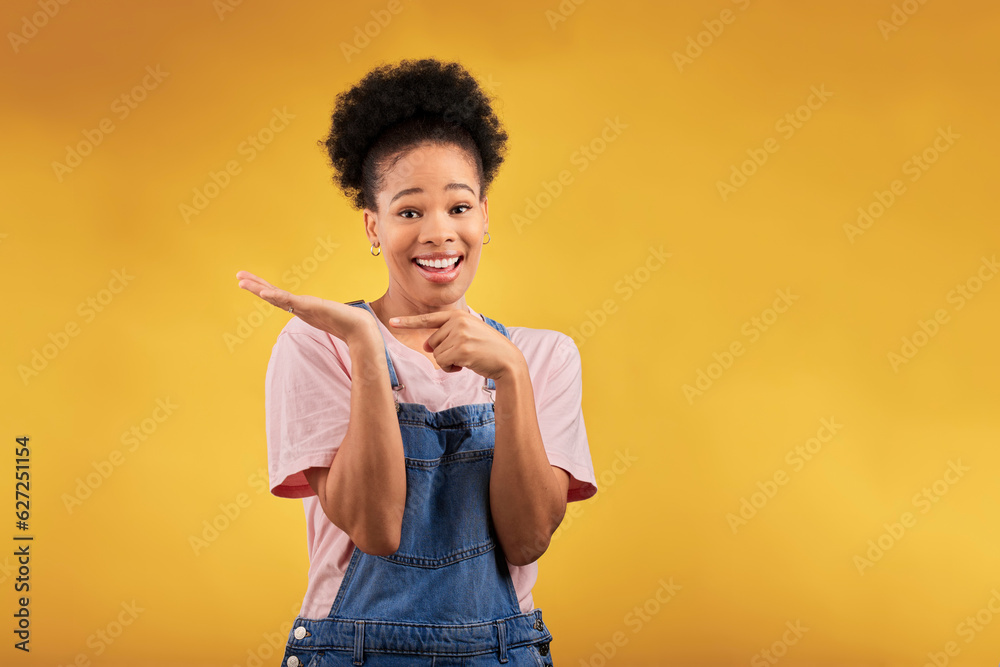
[389,310,453,328]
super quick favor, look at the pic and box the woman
[237,58,597,666]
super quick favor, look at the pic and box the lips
[412,256,463,283]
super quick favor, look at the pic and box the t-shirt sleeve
[265,326,352,499]
[537,333,598,503]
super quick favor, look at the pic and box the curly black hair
[319,58,508,211]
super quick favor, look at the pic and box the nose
[417,208,457,245]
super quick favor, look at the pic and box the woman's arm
[238,271,408,553]
[304,328,407,556]
[490,358,571,567]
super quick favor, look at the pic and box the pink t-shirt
[264,302,598,620]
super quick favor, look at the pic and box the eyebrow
[389,182,476,206]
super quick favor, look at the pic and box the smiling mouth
[412,256,463,282]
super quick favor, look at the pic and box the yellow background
[3,0,999,665]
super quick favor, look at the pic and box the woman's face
[364,142,488,311]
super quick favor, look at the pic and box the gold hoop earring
[370,243,381,256]
[483,231,491,245]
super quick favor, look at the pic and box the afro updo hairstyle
[319,58,508,212]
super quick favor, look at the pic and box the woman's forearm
[490,360,565,566]
[324,329,407,555]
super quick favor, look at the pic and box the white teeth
[415,256,460,269]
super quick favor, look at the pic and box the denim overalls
[279,300,555,667]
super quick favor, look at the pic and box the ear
[363,207,379,245]
[481,196,489,231]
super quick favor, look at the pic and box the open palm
[235,270,376,345]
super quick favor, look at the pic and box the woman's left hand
[390,310,524,381]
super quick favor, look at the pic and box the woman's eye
[399,205,469,217]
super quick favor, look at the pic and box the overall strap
[346,300,402,390]
[479,314,510,393]
[345,300,511,398]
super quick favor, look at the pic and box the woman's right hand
[236,270,379,346]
